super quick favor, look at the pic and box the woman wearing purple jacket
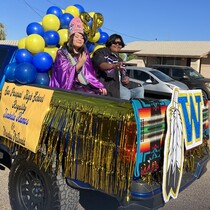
[49,17,107,96]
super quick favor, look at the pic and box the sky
[1,0,210,44]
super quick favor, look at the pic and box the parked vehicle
[150,65,210,99]
[126,66,188,99]
[0,44,17,87]
[0,44,209,210]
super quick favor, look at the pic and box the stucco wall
[190,59,200,72]
[200,57,210,78]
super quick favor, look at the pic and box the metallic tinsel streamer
[36,91,136,198]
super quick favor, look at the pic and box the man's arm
[99,62,120,71]
[92,48,123,71]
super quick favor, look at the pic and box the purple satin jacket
[49,48,105,93]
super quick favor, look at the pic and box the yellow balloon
[88,31,100,43]
[57,29,68,46]
[90,44,105,58]
[65,6,79,17]
[93,44,105,52]
[25,34,45,54]
[89,12,95,18]
[18,37,26,49]
[42,14,60,31]
[44,47,58,62]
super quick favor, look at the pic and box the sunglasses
[112,41,123,46]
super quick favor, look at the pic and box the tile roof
[1,40,210,58]
[0,40,18,46]
[122,41,210,58]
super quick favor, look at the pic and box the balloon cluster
[4,4,109,86]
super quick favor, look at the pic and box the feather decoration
[162,88,184,202]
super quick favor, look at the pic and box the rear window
[171,69,184,77]
[184,68,204,79]
[155,67,169,75]
[0,45,17,83]
[128,70,150,82]
[135,71,150,81]
[0,48,9,70]
[151,70,173,82]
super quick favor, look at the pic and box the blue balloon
[46,6,63,18]
[15,49,33,63]
[26,22,44,36]
[4,62,18,82]
[74,4,85,13]
[32,52,53,72]
[97,31,109,45]
[86,42,95,53]
[59,13,74,29]
[97,28,102,33]
[34,72,50,86]
[43,30,60,46]
[15,62,37,84]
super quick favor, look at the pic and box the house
[1,40,210,77]
[0,40,18,46]
[121,41,210,78]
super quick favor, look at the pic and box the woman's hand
[99,88,107,95]
[79,52,87,64]
[76,52,87,71]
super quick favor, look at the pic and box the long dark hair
[63,33,86,57]
[105,34,125,48]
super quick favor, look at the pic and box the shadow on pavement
[80,189,119,210]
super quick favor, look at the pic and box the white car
[126,66,189,98]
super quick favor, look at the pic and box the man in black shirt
[92,34,144,99]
